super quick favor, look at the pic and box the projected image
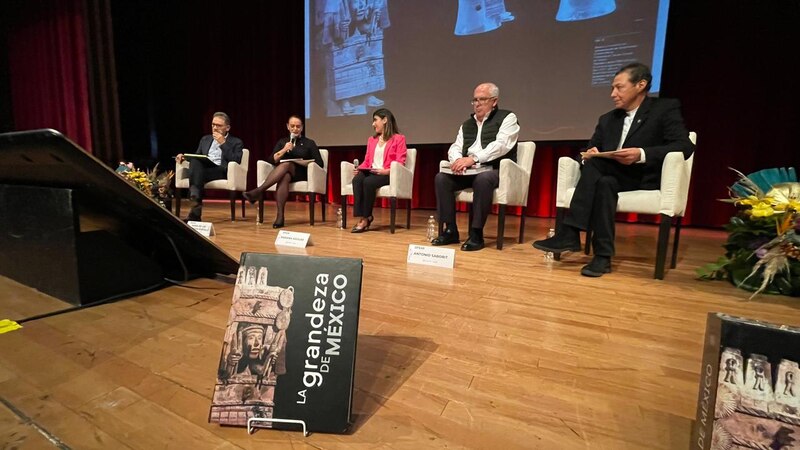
[454,0,515,36]
[556,0,616,22]
[306,0,671,145]
[314,0,389,117]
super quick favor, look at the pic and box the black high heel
[351,217,370,233]
[242,191,259,204]
[272,221,284,229]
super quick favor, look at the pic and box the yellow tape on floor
[0,319,22,334]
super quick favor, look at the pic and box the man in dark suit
[176,111,244,221]
[533,63,694,277]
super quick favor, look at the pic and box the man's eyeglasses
[470,96,497,105]
[212,122,228,128]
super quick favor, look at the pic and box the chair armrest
[658,151,690,216]
[174,160,190,187]
[389,160,414,198]
[306,162,327,194]
[340,161,355,195]
[256,160,275,186]
[497,159,529,205]
[226,159,248,191]
[438,160,450,171]
[556,157,581,208]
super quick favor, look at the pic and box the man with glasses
[431,82,520,251]
[176,111,244,222]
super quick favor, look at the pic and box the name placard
[406,244,455,269]
[187,220,215,237]
[275,230,312,248]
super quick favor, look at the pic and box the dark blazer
[271,136,323,181]
[588,97,694,189]
[196,134,244,166]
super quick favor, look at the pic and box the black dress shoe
[580,256,612,277]
[532,232,581,253]
[460,237,485,251]
[431,229,460,246]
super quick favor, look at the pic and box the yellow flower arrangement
[116,162,174,207]
[698,168,800,298]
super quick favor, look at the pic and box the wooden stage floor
[2,201,799,449]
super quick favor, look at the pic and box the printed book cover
[209,252,363,434]
[692,313,800,449]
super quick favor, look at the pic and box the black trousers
[188,159,227,199]
[434,170,499,230]
[563,157,645,257]
[352,171,390,217]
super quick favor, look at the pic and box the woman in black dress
[243,115,323,227]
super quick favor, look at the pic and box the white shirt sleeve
[447,126,465,163]
[638,148,646,163]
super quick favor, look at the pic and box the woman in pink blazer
[351,108,407,232]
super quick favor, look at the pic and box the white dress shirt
[447,112,520,164]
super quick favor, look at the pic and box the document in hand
[440,162,492,175]
[183,154,218,167]
[280,158,315,166]
[579,150,624,159]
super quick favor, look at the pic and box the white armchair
[340,148,417,233]
[255,149,329,225]
[438,141,536,249]
[555,132,697,279]
[174,148,249,221]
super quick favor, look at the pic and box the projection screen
[305,0,670,145]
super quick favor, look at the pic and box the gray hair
[213,111,231,125]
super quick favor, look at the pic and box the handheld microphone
[290,135,297,146]
[353,158,359,169]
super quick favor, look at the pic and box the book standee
[209,253,363,435]
[692,313,800,449]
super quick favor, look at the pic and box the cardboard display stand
[692,313,800,449]
[209,253,363,434]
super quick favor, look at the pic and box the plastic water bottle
[336,207,343,229]
[426,216,436,242]
[544,228,555,262]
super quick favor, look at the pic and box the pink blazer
[358,134,407,170]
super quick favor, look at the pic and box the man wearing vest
[533,63,694,277]
[431,82,520,251]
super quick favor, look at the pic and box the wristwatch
[471,154,479,164]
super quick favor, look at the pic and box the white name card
[187,220,215,237]
[275,230,312,248]
[407,244,455,269]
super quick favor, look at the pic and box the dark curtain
[660,1,800,227]
[84,0,123,166]
[7,0,93,152]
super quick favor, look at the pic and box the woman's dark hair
[373,108,399,140]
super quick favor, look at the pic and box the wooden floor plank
[1,201,798,449]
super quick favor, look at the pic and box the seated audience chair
[255,149,329,225]
[340,148,417,233]
[437,141,536,249]
[174,148,250,221]
[555,132,697,279]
